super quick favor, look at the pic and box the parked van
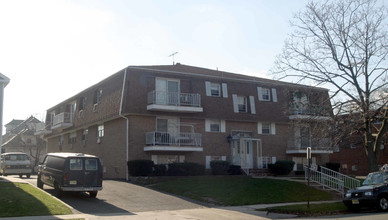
[0,152,32,178]
[37,152,103,197]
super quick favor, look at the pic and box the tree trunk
[366,142,379,172]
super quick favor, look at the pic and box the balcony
[34,123,52,135]
[286,137,333,154]
[147,91,203,113]
[289,104,332,120]
[144,131,203,152]
[51,112,73,129]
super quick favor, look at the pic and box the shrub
[268,160,295,175]
[294,170,305,176]
[325,162,340,172]
[127,160,153,176]
[210,160,230,175]
[167,162,205,176]
[227,165,242,175]
[153,164,167,176]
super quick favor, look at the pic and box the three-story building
[39,64,333,178]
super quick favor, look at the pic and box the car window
[363,172,388,185]
[85,159,98,170]
[5,154,28,161]
[70,158,83,170]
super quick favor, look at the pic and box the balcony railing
[289,104,331,120]
[146,131,202,147]
[52,112,73,128]
[286,138,333,154]
[147,91,201,107]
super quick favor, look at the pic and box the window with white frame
[237,96,247,113]
[205,119,226,133]
[82,129,88,145]
[262,122,271,134]
[261,88,271,101]
[97,125,104,138]
[210,83,221,97]
[94,89,103,104]
[352,165,358,171]
[68,133,77,144]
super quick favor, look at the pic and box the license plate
[69,180,77,185]
[352,199,359,204]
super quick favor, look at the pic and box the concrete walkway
[0,175,340,220]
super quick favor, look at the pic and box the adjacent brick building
[38,64,334,178]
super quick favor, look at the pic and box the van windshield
[5,154,28,161]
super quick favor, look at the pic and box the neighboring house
[37,64,333,179]
[2,116,47,169]
[330,113,388,176]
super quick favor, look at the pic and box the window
[262,122,271,134]
[70,158,83,170]
[205,119,226,132]
[210,83,220,97]
[82,129,88,141]
[258,122,276,135]
[238,96,247,113]
[68,133,77,144]
[85,159,98,170]
[352,165,358,171]
[350,143,357,149]
[262,88,271,101]
[94,89,103,104]
[98,125,104,138]
[79,97,87,110]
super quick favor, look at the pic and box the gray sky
[0,0,310,126]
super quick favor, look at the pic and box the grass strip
[0,182,72,217]
[261,202,348,217]
[149,176,334,206]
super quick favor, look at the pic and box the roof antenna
[168,52,178,65]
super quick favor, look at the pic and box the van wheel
[19,174,23,178]
[54,182,63,197]
[26,174,31,178]
[37,176,44,189]
[89,191,98,198]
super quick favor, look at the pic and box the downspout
[119,68,129,181]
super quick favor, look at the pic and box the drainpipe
[119,68,129,181]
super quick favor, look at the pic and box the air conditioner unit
[97,137,101,144]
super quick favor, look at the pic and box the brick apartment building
[36,64,334,179]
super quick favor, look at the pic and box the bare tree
[273,0,388,172]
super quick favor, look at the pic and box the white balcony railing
[146,131,202,147]
[147,91,201,107]
[287,138,333,153]
[52,112,73,126]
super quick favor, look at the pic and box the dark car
[37,152,103,197]
[343,168,388,211]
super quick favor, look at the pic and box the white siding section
[221,156,226,161]
[232,94,239,113]
[151,155,158,164]
[221,120,226,133]
[249,96,256,114]
[272,157,277,164]
[205,81,211,96]
[179,155,185,163]
[222,83,228,98]
[257,122,263,134]
[271,123,276,135]
[205,120,211,132]
[272,88,278,102]
[206,156,211,169]
[257,87,264,101]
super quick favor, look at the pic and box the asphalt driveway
[23,175,206,214]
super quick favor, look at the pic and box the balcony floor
[144,146,203,152]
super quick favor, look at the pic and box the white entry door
[240,138,253,169]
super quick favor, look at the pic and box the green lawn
[148,176,334,206]
[262,202,348,217]
[0,182,72,217]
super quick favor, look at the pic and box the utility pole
[0,73,10,168]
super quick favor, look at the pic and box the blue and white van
[0,152,32,178]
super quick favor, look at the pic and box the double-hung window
[210,83,221,97]
[262,88,271,101]
[98,125,104,138]
[205,119,226,133]
[261,122,271,134]
[238,96,247,113]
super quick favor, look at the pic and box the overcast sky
[0,0,312,127]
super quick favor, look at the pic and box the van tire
[54,182,63,197]
[19,174,23,178]
[89,191,98,198]
[37,176,44,189]
[26,174,31,178]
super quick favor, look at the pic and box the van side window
[45,156,66,170]
[70,159,83,170]
[85,159,98,170]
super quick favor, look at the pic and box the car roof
[46,152,98,158]
[1,152,28,155]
